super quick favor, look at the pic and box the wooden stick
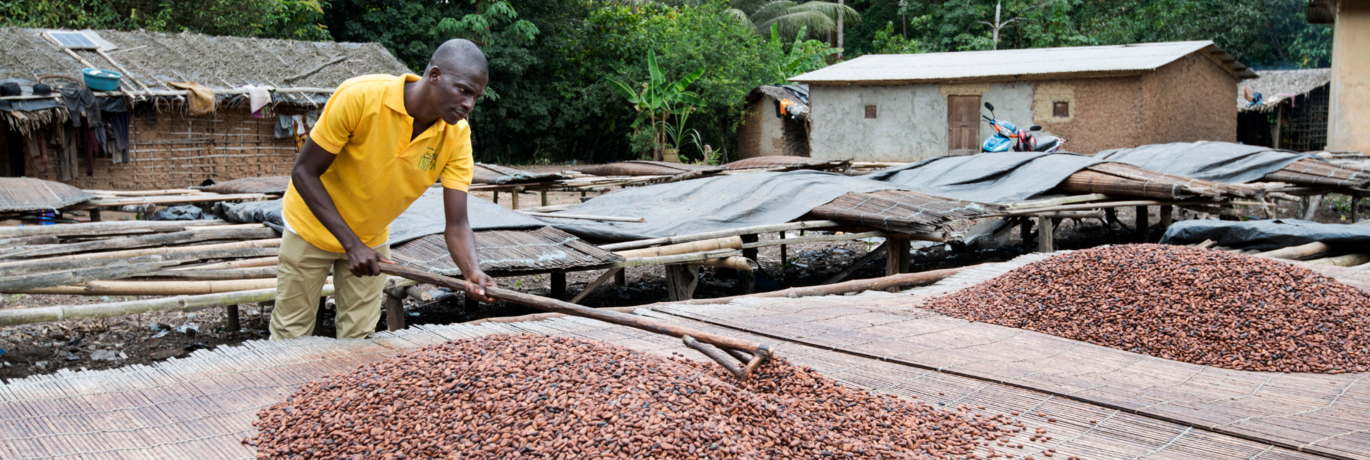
[569,267,624,304]
[516,203,580,213]
[0,284,338,326]
[683,335,747,380]
[0,261,181,292]
[1254,242,1333,260]
[675,266,970,305]
[599,220,842,251]
[520,212,645,223]
[0,219,228,237]
[380,264,774,358]
[614,237,742,258]
[0,248,279,276]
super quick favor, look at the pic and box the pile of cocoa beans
[250,334,1024,459]
[926,244,1370,373]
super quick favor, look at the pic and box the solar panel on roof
[46,31,99,50]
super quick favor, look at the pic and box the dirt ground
[1,184,1364,382]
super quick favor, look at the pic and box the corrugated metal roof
[791,41,1256,84]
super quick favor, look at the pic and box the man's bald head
[426,39,488,77]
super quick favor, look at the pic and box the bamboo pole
[599,220,842,251]
[166,256,279,271]
[1254,242,1333,260]
[1006,194,1111,210]
[0,239,282,268]
[0,284,335,326]
[614,237,743,258]
[66,193,272,210]
[146,267,279,280]
[674,266,970,305]
[520,212,644,223]
[6,228,276,259]
[0,219,228,237]
[9,277,328,296]
[824,242,888,284]
[0,261,181,292]
[379,264,773,359]
[614,249,741,268]
[694,256,754,271]
[0,248,279,276]
[1305,253,1370,267]
[739,231,887,248]
[516,203,580,213]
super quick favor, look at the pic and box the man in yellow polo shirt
[270,39,497,340]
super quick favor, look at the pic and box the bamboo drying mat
[0,312,1321,460]
[808,190,1001,233]
[201,177,290,195]
[0,178,93,212]
[390,226,621,276]
[657,253,1370,460]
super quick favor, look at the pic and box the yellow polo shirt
[282,73,474,253]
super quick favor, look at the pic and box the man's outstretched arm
[291,138,392,277]
[443,187,496,302]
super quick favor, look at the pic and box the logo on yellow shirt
[417,147,438,172]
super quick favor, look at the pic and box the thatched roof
[1238,68,1331,113]
[0,27,410,104]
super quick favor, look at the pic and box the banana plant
[609,50,706,161]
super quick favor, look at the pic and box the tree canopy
[0,0,331,40]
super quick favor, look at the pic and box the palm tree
[618,0,860,41]
[725,0,860,41]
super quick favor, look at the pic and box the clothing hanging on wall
[55,123,77,181]
[58,83,100,128]
[274,113,293,139]
[24,131,49,173]
[292,114,307,150]
[167,81,216,116]
[107,112,131,163]
[80,127,98,176]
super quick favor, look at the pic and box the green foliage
[609,49,707,158]
[723,0,860,40]
[869,20,921,54]
[1,0,330,41]
[768,24,842,84]
[897,0,1332,68]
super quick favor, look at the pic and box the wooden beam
[1036,215,1054,253]
[569,267,623,304]
[823,242,887,284]
[599,220,842,251]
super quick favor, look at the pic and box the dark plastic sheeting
[1159,219,1370,251]
[147,205,208,221]
[534,170,897,241]
[1094,141,1311,184]
[864,151,1104,203]
[215,187,545,246]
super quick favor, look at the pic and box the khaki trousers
[270,231,390,340]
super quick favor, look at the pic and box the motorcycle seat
[1034,136,1061,152]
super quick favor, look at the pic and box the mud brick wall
[19,101,304,191]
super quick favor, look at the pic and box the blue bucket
[81,68,123,92]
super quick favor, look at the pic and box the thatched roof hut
[0,27,409,103]
[1238,68,1331,113]
[0,28,411,191]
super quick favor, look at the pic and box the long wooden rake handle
[380,264,775,379]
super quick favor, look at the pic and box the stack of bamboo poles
[70,189,274,210]
[1261,158,1370,188]
[1192,239,1370,268]
[0,220,285,295]
[1058,163,1264,200]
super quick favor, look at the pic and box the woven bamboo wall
[16,101,303,191]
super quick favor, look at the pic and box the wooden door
[947,95,981,156]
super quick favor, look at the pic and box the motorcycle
[980,102,1067,153]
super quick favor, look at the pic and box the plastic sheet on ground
[147,205,208,221]
[215,187,544,246]
[533,170,898,241]
[1159,219,1370,251]
[863,151,1104,203]
[1094,141,1312,184]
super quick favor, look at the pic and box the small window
[1053,101,1070,118]
[864,105,877,119]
